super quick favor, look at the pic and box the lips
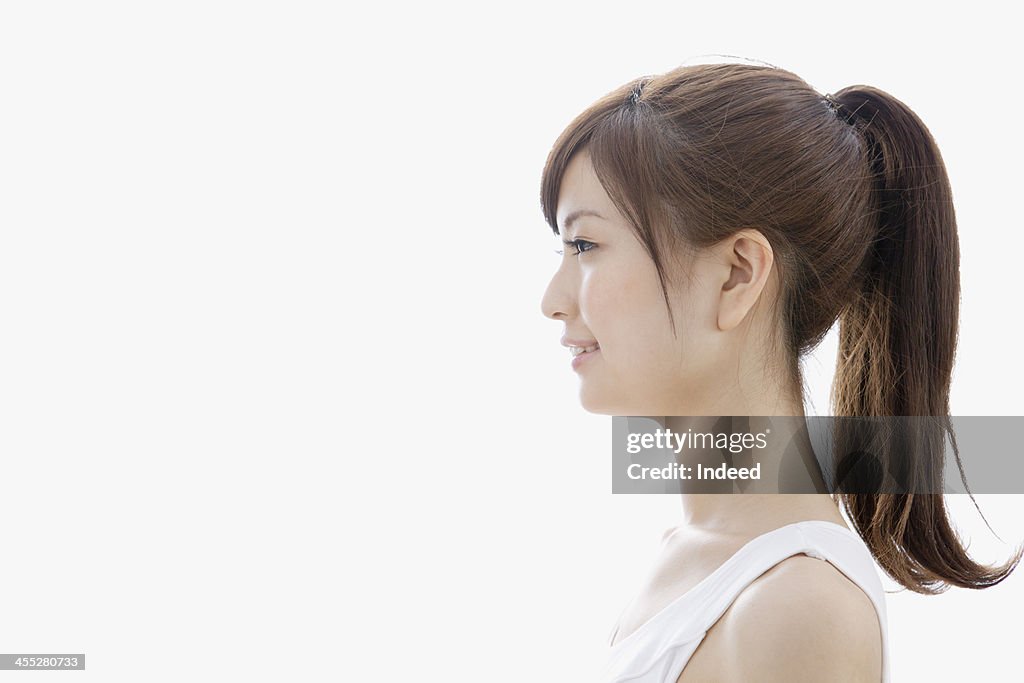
[561,336,600,370]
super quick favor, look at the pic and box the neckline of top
[609,520,859,651]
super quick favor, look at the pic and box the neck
[663,411,842,536]
[677,493,845,535]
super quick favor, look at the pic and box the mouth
[569,342,600,370]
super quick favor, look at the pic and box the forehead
[555,151,620,232]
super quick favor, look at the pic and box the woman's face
[541,150,726,415]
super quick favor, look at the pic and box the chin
[579,386,637,416]
[580,383,675,416]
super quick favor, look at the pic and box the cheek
[579,268,635,331]
[580,266,675,358]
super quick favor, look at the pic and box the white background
[1,1,1020,681]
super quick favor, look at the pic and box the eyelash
[556,238,597,257]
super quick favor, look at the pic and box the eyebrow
[559,209,605,234]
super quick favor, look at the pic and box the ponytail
[829,86,1022,593]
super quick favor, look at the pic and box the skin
[541,150,883,682]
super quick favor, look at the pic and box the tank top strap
[604,521,890,682]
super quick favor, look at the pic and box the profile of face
[541,150,775,415]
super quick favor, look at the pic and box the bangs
[539,77,689,262]
[539,78,658,237]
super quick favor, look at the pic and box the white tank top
[602,520,890,682]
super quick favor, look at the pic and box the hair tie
[824,92,855,127]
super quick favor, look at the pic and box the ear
[716,229,774,332]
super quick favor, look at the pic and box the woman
[539,63,1021,682]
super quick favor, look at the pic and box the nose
[541,261,576,321]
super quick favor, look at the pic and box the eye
[557,238,597,256]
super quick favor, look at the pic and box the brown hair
[539,62,1021,594]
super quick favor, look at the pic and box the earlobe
[716,231,774,332]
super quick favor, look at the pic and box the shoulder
[714,554,882,683]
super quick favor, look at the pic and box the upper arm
[715,555,883,683]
